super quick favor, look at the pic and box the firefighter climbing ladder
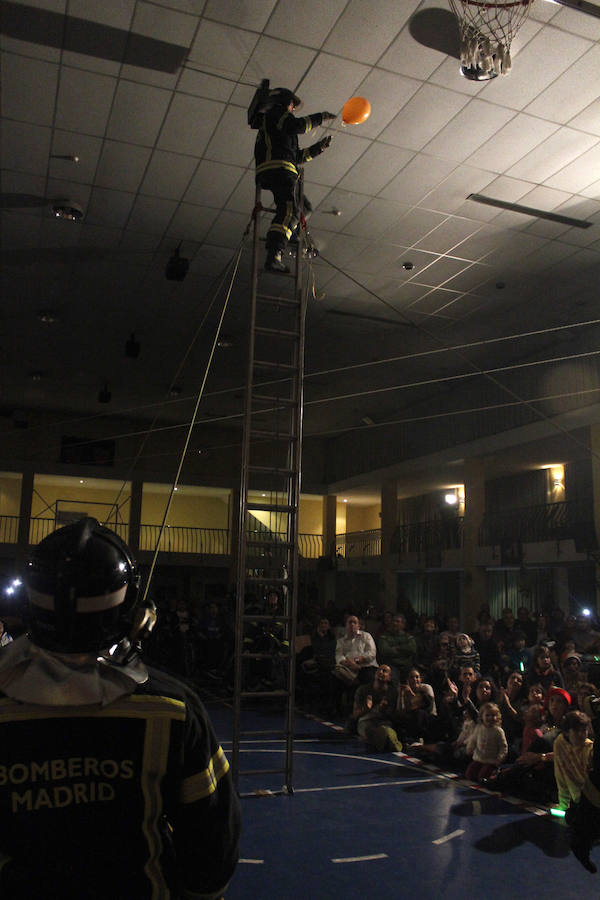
[231,182,310,793]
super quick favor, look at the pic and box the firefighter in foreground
[0,518,240,899]
[253,86,336,272]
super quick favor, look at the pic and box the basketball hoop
[448,0,534,80]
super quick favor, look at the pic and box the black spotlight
[165,244,189,281]
[125,332,140,358]
[98,383,111,403]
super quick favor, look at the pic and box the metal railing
[1,516,323,559]
[392,518,464,555]
[335,528,382,558]
[479,500,595,547]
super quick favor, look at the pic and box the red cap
[544,686,571,708]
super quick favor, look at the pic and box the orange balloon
[342,96,371,125]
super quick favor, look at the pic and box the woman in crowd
[527,644,564,693]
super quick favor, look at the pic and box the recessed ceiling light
[38,310,58,324]
[30,371,43,381]
[52,199,84,221]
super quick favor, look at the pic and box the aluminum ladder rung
[247,502,294,513]
[248,464,295,475]
[255,325,300,339]
[256,293,299,307]
[252,394,297,407]
[251,429,296,441]
[254,359,296,372]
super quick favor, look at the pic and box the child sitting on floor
[465,702,508,783]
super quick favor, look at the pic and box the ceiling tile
[384,208,448,248]
[337,142,414,195]
[1,54,58,127]
[412,254,472,287]
[429,57,488,96]
[157,94,224,156]
[50,130,103,184]
[379,84,470,151]
[203,105,255,167]
[139,150,199,200]
[419,165,495,215]
[544,141,600,193]
[300,130,371,187]
[379,20,450,80]
[1,171,47,219]
[177,68,234,103]
[78,222,122,247]
[484,25,593,111]
[239,36,317,95]
[107,81,172,145]
[414,217,484,254]
[60,49,121,77]
[131,1,197,45]
[322,0,419,65]
[266,0,347,48]
[454,175,535,221]
[296,53,371,118]
[464,113,558,174]
[188,21,259,76]
[55,67,116,135]
[184,160,244,207]
[313,233,370,269]
[384,155,456,206]
[167,203,219,241]
[223,169,255,214]
[188,243,240,277]
[95,141,152,192]
[424,99,516,164]
[126,195,179,234]
[349,69,421,140]
[0,35,60,63]
[506,127,598,182]
[45,176,92,210]
[308,190,371,233]
[1,120,52,175]
[117,64,178,90]
[1,210,44,247]
[343,197,409,239]
[206,210,251,248]
[69,0,135,29]
[204,0,278,31]
[442,262,492,292]
[86,187,135,228]
[525,44,600,124]
[547,5,600,40]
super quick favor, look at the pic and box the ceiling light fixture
[468,194,592,228]
[52,199,84,221]
[50,154,80,163]
[37,310,58,324]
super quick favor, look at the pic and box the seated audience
[345,664,402,752]
[335,615,378,685]
[377,613,417,682]
[465,702,508,783]
[473,620,502,682]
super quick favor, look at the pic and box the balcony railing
[479,500,596,547]
[336,529,382,558]
[0,516,324,560]
[392,518,464,555]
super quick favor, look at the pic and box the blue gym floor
[205,702,600,899]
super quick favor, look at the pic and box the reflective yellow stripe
[256,160,298,177]
[181,746,229,804]
[269,224,292,239]
[0,695,186,723]
[276,112,289,130]
[141,717,172,899]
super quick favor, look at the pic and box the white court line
[240,859,264,864]
[432,829,465,845]
[332,853,388,864]
[294,778,436,794]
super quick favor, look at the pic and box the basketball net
[448,0,535,78]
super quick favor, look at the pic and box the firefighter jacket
[255,107,328,180]
[0,660,241,899]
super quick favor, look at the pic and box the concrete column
[229,488,240,587]
[128,479,143,554]
[16,468,34,567]
[322,495,337,559]
[461,458,487,631]
[381,479,398,611]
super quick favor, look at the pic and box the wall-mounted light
[551,464,565,490]
[444,492,458,506]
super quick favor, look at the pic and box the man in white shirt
[335,615,378,684]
